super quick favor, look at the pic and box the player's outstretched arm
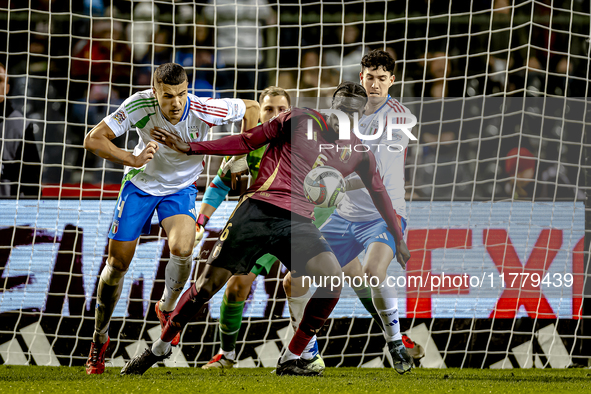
[150,127,190,153]
[193,117,284,156]
[151,125,270,156]
[84,120,158,168]
[355,151,411,267]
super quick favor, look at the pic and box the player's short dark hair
[361,49,395,75]
[332,81,368,99]
[153,63,187,86]
[259,86,291,106]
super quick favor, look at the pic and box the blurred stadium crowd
[0,0,588,200]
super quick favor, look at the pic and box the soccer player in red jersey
[120,82,411,376]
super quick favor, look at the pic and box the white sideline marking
[276,325,294,350]
[361,357,384,368]
[0,339,28,365]
[20,323,60,366]
[490,357,513,369]
[235,357,256,368]
[147,326,189,368]
[512,341,533,368]
[254,342,281,368]
[406,323,446,368]
[536,324,571,368]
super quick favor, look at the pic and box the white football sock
[159,253,192,312]
[287,289,312,331]
[301,336,318,360]
[220,348,236,360]
[152,338,172,356]
[280,348,299,364]
[371,279,402,342]
[288,289,317,359]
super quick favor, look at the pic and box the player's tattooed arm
[84,120,158,168]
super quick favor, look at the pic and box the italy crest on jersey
[189,125,200,140]
[111,220,119,234]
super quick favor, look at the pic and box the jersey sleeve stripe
[127,101,158,113]
[190,105,228,118]
[195,115,215,127]
[386,101,403,113]
[191,101,228,116]
[191,105,228,118]
[126,98,158,111]
[128,102,159,114]
[387,100,407,125]
[190,105,227,117]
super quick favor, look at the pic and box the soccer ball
[303,166,346,208]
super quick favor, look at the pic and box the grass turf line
[0,366,590,394]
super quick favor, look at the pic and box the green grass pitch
[0,366,590,394]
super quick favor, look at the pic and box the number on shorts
[220,223,233,241]
[117,200,125,218]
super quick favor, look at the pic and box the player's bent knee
[108,239,138,270]
[225,276,251,302]
[363,266,387,285]
[304,251,342,278]
[343,263,363,280]
[196,281,218,300]
[169,246,194,258]
[283,273,292,295]
[320,262,342,280]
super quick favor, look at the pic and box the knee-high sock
[94,265,127,343]
[353,286,384,331]
[154,267,230,356]
[287,285,341,356]
[287,289,312,332]
[159,254,193,312]
[219,294,245,353]
[371,279,401,342]
[160,283,205,343]
[287,289,318,359]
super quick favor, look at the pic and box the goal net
[0,0,589,369]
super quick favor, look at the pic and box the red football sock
[161,283,206,343]
[288,285,341,355]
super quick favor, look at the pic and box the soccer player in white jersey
[284,49,422,373]
[82,63,259,374]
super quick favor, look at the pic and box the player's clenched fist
[132,141,159,167]
[150,127,190,154]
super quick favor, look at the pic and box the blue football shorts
[108,181,198,242]
[318,211,407,267]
